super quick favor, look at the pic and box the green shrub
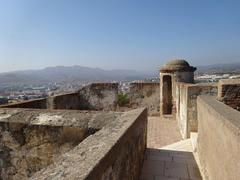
[117,93,129,107]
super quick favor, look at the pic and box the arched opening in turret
[162,75,172,114]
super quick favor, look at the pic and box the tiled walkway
[140,117,202,180]
[147,116,182,149]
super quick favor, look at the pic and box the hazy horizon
[1,0,240,72]
[1,61,240,74]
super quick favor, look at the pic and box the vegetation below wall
[117,93,129,107]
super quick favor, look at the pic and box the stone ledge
[0,109,123,179]
[198,96,240,134]
[197,95,240,180]
[30,108,147,180]
[0,108,121,129]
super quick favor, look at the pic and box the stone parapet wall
[176,83,188,139]
[48,92,81,110]
[0,83,119,111]
[0,109,122,179]
[0,98,47,109]
[78,83,118,111]
[176,83,217,138]
[197,96,240,180]
[50,83,118,110]
[218,79,240,110]
[129,82,160,116]
[31,108,148,180]
[187,83,217,136]
[0,123,86,179]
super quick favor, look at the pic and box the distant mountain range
[0,62,240,87]
[196,62,240,74]
[0,65,157,86]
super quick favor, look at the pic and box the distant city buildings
[195,73,240,82]
[0,72,240,106]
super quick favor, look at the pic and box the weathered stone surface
[186,83,217,136]
[0,124,82,179]
[0,83,119,111]
[218,79,240,110]
[197,96,240,180]
[176,83,217,138]
[47,92,81,110]
[129,82,160,116]
[0,109,123,180]
[160,59,196,74]
[30,108,147,180]
[0,108,147,180]
[0,98,47,109]
[0,109,121,128]
[78,83,118,111]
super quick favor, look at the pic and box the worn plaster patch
[0,114,12,120]
[34,114,62,125]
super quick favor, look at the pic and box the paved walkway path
[140,117,202,180]
[147,116,182,149]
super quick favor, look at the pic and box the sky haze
[0,0,240,72]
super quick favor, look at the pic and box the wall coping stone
[218,79,240,85]
[197,96,240,135]
[30,108,147,180]
[0,108,122,129]
[0,98,47,108]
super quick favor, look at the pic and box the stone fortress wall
[0,82,160,115]
[0,82,158,179]
[197,96,240,180]
[0,107,147,179]
[32,108,147,180]
[160,59,240,180]
[174,76,240,139]
[78,83,118,111]
[0,83,150,180]
[176,83,218,138]
[0,83,119,111]
[0,109,108,179]
[217,79,240,110]
[1,59,240,179]
[0,98,48,109]
[128,82,160,116]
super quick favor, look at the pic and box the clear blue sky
[1,0,240,72]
